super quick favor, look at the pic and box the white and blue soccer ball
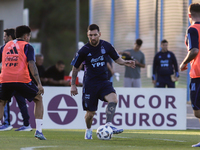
[96,125,113,140]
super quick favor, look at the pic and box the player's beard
[90,39,99,46]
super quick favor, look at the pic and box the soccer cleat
[192,142,200,147]
[0,125,13,131]
[109,126,123,134]
[85,129,93,139]
[15,125,32,131]
[34,130,46,140]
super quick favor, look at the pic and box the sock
[86,128,92,131]
[35,119,43,132]
[105,122,112,126]
[106,102,117,123]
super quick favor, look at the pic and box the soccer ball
[96,125,113,140]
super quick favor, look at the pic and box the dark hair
[56,60,65,65]
[4,28,16,39]
[15,25,31,38]
[161,39,168,44]
[87,24,100,32]
[189,3,200,17]
[136,39,143,46]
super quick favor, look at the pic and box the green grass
[0,129,200,150]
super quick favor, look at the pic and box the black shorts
[1,81,38,102]
[156,75,175,88]
[82,80,116,111]
[190,78,200,110]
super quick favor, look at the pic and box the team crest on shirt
[101,46,106,54]
[167,54,171,58]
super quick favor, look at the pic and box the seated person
[44,60,70,86]
[35,54,48,85]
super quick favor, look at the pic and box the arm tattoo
[71,66,79,85]
[29,60,42,85]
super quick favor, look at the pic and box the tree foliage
[24,0,89,74]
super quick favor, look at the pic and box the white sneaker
[85,129,92,139]
[0,125,13,131]
[15,125,32,131]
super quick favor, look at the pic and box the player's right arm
[70,49,86,96]
[152,54,158,84]
[70,66,79,96]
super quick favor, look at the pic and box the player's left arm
[180,27,199,71]
[115,57,135,68]
[108,44,135,68]
[26,44,44,95]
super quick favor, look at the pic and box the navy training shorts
[82,80,116,111]
[190,78,200,110]
[1,81,39,102]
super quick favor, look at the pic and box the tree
[24,0,89,74]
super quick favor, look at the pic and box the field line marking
[20,146,57,150]
[148,138,185,142]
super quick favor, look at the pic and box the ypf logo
[48,94,78,125]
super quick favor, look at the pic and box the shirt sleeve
[187,27,199,50]
[24,44,35,62]
[71,48,86,68]
[107,44,119,61]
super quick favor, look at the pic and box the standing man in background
[0,28,32,131]
[152,39,179,88]
[180,3,200,147]
[119,39,145,87]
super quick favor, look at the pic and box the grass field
[0,129,200,150]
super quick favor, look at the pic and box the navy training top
[71,40,119,83]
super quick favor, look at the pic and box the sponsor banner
[7,87,186,130]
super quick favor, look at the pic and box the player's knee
[194,111,200,119]
[33,94,42,102]
[85,111,95,119]
[105,93,118,103]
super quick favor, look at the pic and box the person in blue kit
[70,24,135,139]
[152,39,179,88]
[0,28,32,131]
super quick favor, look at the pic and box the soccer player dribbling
[70,24,135,139]
[179,3,200,147]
